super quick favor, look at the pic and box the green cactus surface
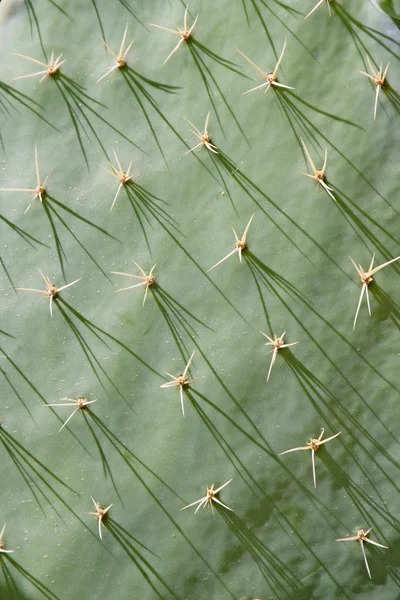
[0,0,400,599]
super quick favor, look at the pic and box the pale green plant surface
[0,0,399,599]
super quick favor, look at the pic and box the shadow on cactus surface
[0,0,400,598]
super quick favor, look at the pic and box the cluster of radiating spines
[0,145,50,213]
[0,523,14,554]
[96,24,134,83]
[261,332,299,382]
[100,150,133,211]
[89,497,113,540]
[111,262,157,307]
[185,111,218,154]
[180,479,233,515]
[305,0,332,20]
[350,254,400,329]
[8,8,390,119]
[16,268,80,318]
[44,397,97,433]
[237,39,294,95]
[207,214,254,271]
[6,158,400,330]
[359,56,390,121]
[12,50,65,82]
[149,7,199,65]
[300,138,335,201]
[336,528,388,579]
[3,6,395,583]
[279,428,341,489]
[160,350,195,417]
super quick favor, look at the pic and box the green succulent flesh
[0,0,399,598]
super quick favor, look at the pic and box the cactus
[0,0,399,598]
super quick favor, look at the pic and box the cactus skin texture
[0,0,399,598]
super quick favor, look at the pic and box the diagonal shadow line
[0,214,48,248]
[106,520,181,600]
[107,519,157,557]
[241,0,250,22]
[0,431,102,544]
[190,39,248,76]
[190,341,278,453]
[156,285,214,334]
[0,82,58,132]
[123,181,181,256]
[0,346,90,451]
[371,284,400,330]
[219,508,306,599]
[176,354,353,536]
[117,0,146,26]
[46,197,115,281]
[42,201,69,281]
[211,149,308,258]
[0,331,15,339]
[282,352,400,503]
[45,204,107,275]
[88,412,186,504]
[82,411,124,507]
[56,300,129,405]
[333,187,400,253]
[122,65,226,180]
[243,0,278,59]
[52,79,89,165]
[265,0,302,16]
[121,73,165,162]
[1,555,60,600]
[141,193,249,325]
[54,73,144,166]
[276,92,391,206]
[189,389,275,458]
[188,42,249,143]
[120,70,221,184]
[122,67,180,164]
[187,390,269,499]
[57,298,162,379]
[0,557,20,598]
[87,411,236,599]
[288,91,363,129]
[334,4,400,60]
[90,0,106,40]
[1,436,52,516]
[247,251,400,394]
[320,452,400,535]
[47,0,74,21]
[202,150,238,213]
[0,344,91,452]
[385,84,400,116]
[275,89,320,158]
[125,188,153,255]
[0,430,80,523]
[334,3,374,65]
[1,368,34,419]
[0,348,47,404]
[257,0,321,64]
[274,505,354,599]
[210,148,348,274]
[47,195,117,241]
[0,257,17,294]
[0,428,79,496]
[246,252,400,434]
[22,0,46,54]
[152,291,193,369]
